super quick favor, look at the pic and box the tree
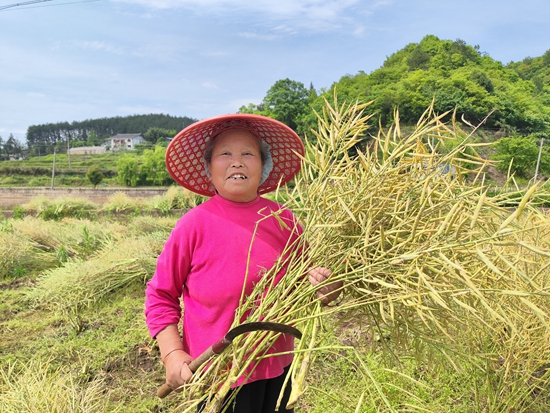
[86,165,104,188]
[407,46,431,70]
[26,114,196,154]
[116,155,139,186]
[263,78,309,131]
[491,135,550,178]
[143,127,177,144]
[86,130,102,146]
[238,103,265,114]
[4,134,22,157]
[142,145,171,185]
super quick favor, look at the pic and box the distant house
[69,146,106,155]
[109,134,146,151]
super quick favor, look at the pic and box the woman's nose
[230,155,244,166]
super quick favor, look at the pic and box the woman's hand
[308,267,343,305]
[156,324,194,392]
[163,350,194,392]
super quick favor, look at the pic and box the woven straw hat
[166,114,305,196]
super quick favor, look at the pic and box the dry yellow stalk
[172,97,550,412]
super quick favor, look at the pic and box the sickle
[157,321,302,398]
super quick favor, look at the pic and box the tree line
[25,113,197,156]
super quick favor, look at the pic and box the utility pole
[534,137,544,182]
[67,134,71,171]
[51,148,56,189]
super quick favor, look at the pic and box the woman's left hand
[308,267,343,305]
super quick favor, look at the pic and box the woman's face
[206,129,263,203]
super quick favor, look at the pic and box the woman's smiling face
[206,129,264,203]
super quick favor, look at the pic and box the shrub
[86,165,104,188]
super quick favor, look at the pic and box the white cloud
[238,32,278,41]
[26,92,47,98]
[73,40,123,54]
[200,51,230,57]
[353,24,366,37]
[109,0,386,36]
[202,82,219,90]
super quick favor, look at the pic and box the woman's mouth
[228,174,247,180]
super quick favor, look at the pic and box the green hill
[237,35,550,182]
[304,35,550,135]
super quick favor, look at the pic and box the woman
[145,114,341,413]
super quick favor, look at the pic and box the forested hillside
[242,35,550,138]
[24,113,197,156]
[306,35,550,134]
[239,35,550,180]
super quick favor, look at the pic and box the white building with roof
[109,134,146,151]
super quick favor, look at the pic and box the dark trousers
[199,366,294,413]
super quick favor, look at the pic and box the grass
[0,216,180,412]
[0,358,116,413]
[5,257,541,413]
[4,261,547,412]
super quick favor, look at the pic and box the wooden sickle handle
[156,383,174,399]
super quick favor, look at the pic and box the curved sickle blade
[225,321,302,342]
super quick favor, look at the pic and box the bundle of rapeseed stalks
[172,99,550,412]
[0,232,56,280]
[10,216,123,259]
[22,195,98,220]
[147,186,205,213]
[30,232,167,314]
[0,358,117,413]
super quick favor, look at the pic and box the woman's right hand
[163,350,194,392]
[156,324,194,392]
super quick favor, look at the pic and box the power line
[0,0,53,10]
[0,0,100,11]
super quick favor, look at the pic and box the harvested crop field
[0,187,168,209]
[1,101,550,412]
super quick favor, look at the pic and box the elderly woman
[145,115,341,413]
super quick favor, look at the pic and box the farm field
[2,102,550,412]
[3,210,548,413]
[0,187,170,211]
[1,200,549,412]
[0,152,122,188]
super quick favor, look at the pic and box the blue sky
[1,0,549,144]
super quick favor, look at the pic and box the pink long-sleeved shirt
[145,194,302,384]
